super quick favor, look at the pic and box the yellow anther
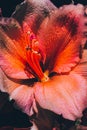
[41,70,49,82]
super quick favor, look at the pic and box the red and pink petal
[10,85,37,116]
[0,18,44,80]
[34,73,87,120]
[37,4,85,74]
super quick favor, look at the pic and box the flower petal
[0,18,44,80]
[34,73,87,120]
[10,85,37,116]
[0,20,32,79]
[0,17,21,40]
[0,69,37,116]
[37,4,85,73]
[12,0,56,33]
[73,49,87,80]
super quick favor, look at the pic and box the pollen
[41,70,49,82]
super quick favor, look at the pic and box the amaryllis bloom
[0,0,87,128]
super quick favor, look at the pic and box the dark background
[0,0,86,17]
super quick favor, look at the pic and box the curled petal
[34,73,87,120]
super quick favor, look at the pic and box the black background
[0,0,86,17]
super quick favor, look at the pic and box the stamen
[24,26,45,81]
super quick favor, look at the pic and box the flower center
[23,23,49,82]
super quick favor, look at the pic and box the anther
[25,45,31,51]
[27,31,31,34]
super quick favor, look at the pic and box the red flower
[0,0,87,122]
